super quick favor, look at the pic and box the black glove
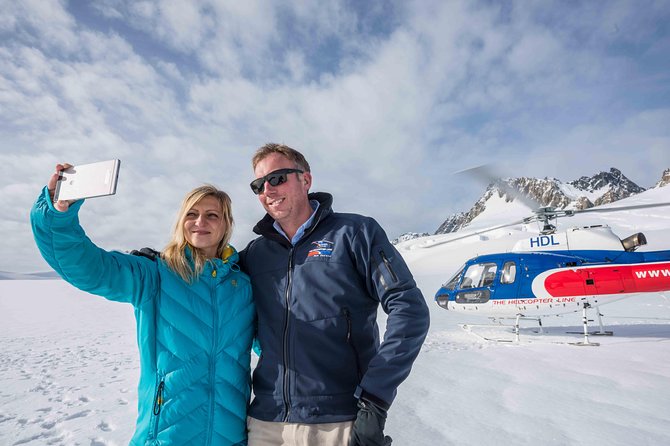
[129,247,160,261]
[349,395,392,446]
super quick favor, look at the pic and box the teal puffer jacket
[30,187,255,446]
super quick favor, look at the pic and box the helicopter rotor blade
[456,164,542,210]
[569,202,670,215]
[421,218,529,248]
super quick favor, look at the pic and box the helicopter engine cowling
[621,232,647,252]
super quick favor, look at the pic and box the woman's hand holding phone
[48,163,74,212]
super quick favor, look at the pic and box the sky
[2,0,670,273]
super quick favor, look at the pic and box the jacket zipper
[282,249,295,421]
[150,378,165,439]
[206,267,219,446]
[379,250,399,282]
[343,309,362,380]
[279,206,323,422]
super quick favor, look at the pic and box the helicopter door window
[462,263,498,288]
[461,264,482,288]
[480,264,497,287]
[443,266,464,291]
[501,261,517,284]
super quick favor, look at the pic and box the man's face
[253,153,312,229]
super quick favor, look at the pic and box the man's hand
[47,163,74,212]
[349,396,392,446]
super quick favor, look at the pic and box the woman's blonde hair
[162,185,234,283]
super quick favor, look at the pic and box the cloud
[2,0,670,271]
[0,0,78,52]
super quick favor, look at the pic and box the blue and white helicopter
[431,170,670,344]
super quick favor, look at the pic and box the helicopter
[430,168,670,345]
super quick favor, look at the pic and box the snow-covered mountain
[0,270,60,280]
[391,232,431,245]
[435,167,658,234]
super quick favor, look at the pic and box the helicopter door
[494,260,520,301]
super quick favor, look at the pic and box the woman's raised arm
[30,164,159,307]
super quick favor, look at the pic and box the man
[240,143,430,446]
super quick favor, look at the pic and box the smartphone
[54,159,121,201]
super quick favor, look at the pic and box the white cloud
[0,0,78,51]
[2,0,670,271]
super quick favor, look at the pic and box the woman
[31,164,255,445]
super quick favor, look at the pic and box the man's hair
[252,143,311,172]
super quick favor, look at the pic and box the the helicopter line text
[492,297,576,305]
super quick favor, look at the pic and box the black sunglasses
[250,168,304,194]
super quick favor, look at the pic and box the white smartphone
[54,159,121,201]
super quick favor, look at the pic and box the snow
[464,191,534,231]
[2,187,670,445]
[558,182,608,203]
[0,281,138,445]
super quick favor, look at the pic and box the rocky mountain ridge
[391,232,431,245]
[655,168,670,188]
[391,167,668,244]
[434,167,664,235]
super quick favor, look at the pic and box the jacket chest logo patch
[307,240,334,258]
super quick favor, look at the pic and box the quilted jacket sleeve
[351,217,430,406]
[30,186,159,307]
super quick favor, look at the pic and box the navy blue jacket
[240,192,429,423]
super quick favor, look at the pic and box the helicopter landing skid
[566,303,612,346]
[460,307,612,346]
[460,315,546,343]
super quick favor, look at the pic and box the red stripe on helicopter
[542,262,670,297]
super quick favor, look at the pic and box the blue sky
[2,0,670,272]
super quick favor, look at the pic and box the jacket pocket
[343,308,362,381]
[147,374,165,442]
[376,249,399,290]
[379,250,398,281]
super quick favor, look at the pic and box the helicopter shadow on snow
[549,321,669,335]
[459,317,670,345]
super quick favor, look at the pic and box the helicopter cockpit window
[461,262,498,288]
[501,261,517,284]
[443,266,464,291]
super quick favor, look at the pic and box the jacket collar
[253,192,333,245]
[184,244,240,269]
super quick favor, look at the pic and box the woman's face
[183,195,226,258]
